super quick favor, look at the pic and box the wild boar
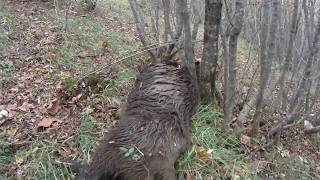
[74,63,199,180]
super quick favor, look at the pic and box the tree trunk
[252,0,280,137]
[278,0,299,111]
[223,0,245,131]
[200,0,222,104]
[177,0,196,77]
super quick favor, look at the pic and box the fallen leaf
[71,94,82,103]
[186,174,192,180]
[34,78,42,84]
[55,81,63,90]
[38,117,57,127]
[65,140,76,150]
[18,102,33,112]
[16,157,24,164]
[7,104,17,111]
[39,104,48,114]
[280,149,290,158]
[7,128,18,137]
[101,41,109,49]
[6,104,17,117]
[10,87,19,93]
[25,56,33,61]
[195,149,211,164]
[240,134,252,147]
[58,147,72,158]
[47,127,57,133]
[41,33,57,45]
[48,97,61,115]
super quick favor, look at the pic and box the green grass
[14,138,74,179]
[264,145,320,180]
[0,61,14,84]
[0,5,29,54]
[277,157,320,180]
[0,107,109,179]
[52,16,108,70]
[0,104,256,180]
[0,146,14,177]
[107,31,140,54]
[177,105,256,180]
[102,68,137,97]
[74,106,109,160]
[96,0,133,21]
[1,1,319,180]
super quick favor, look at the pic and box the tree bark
[251,0,281,137]
[177,0,196,77]
[278,0,299,111]
[223,0,245,131]
[200,0,222,104]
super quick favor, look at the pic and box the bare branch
[128,0,157,60]
[176,0,196,77]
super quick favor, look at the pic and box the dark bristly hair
[73,63,199,180]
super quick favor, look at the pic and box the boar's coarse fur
[74,63,199,180]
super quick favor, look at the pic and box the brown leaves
[58,147,72,158]
[101,41,109,50]
[6,104,17,117]
[186,174,192,180]
[18,101,33,112]
[71,94,82,103]
[47,97,61,115]
[287,3,295,12]
[240,134,252,147]
[37,117,58,128]
[195,148,213,165]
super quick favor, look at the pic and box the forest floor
[0,1,319,179]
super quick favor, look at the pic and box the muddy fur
[74,63,199,180]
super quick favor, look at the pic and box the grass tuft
[178,105,256,179]
[14,138,74,179]
[101,68,137,97]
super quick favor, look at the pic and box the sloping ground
[0,1,319,180]
[0,1,143,179]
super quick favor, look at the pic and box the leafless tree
[277,0,299,111]
[128,0,320,146]
[200,0,223,104]
[223,0,245,131]
[128,0,196,74]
